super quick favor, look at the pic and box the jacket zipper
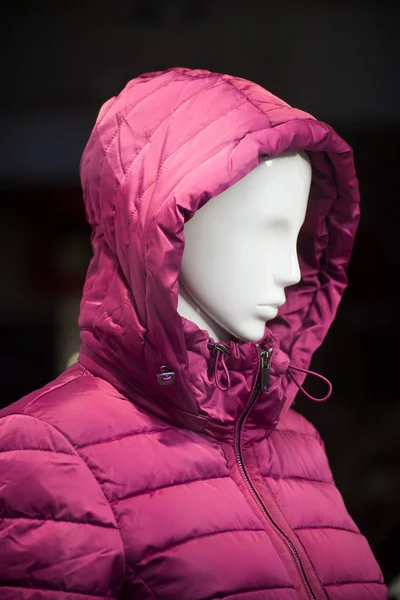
[235,346,317,600]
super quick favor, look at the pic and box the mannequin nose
[275,253,301,288]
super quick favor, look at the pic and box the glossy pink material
[0,68,387,599]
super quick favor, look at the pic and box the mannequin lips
[257,298,285,308]
[256,304,279,319]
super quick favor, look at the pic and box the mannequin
[1,68,386,600]
[178,151,312,342]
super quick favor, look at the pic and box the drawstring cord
[211,340,332,402]
[288,365,332,402]
[213,343,231,391]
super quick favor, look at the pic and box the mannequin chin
[228,318,272,344]
[178,281,282,343]
[177,151,312,343]
[211,304,282,343]
[255,304,280,321]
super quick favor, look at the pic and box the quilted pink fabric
[0,68,387,599]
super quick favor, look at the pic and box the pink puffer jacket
[0,68,387,600]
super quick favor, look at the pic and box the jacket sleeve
[0,413,125,599]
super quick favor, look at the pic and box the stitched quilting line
[208,585,295,600]
[105,79,224,230]
[324,580,383,587]
[136,98,248,213]
[263,474,333,485]
[75,425,174,450]
[0,447,76,457]
[109,474,231,506]
[219,75,273,126]
[136,528,264,567]
[294,525,361,535]
[125,565,161,600]
[123,79,222,196]
[1,515,117,530]
[90,78,178,184]
[0,584,115,599]
[273,429,321,441]
[89,75,143,137]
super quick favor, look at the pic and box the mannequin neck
[178,286,231,343]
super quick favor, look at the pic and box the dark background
[1,0,399,590]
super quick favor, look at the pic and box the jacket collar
[79,324,294,446]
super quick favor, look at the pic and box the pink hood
[79,67,359,442]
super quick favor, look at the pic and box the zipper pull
[260,348,273,393]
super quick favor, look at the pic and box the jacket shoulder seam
[17,367,87,417]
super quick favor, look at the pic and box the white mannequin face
[178,151,312,342]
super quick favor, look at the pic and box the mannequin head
[178,151,312,343]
